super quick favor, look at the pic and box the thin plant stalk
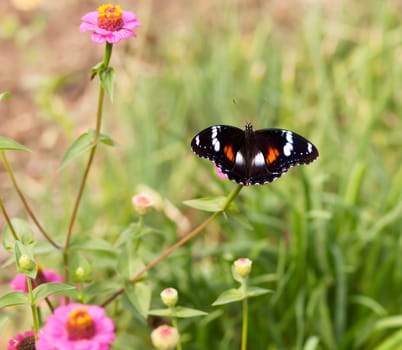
[0,152,60,248]
[0,197,18,240]
[171,317,182,350]
[27,277,40,340]
[241,297,249,350]
[63,43,113,282]
[101,184,243,307]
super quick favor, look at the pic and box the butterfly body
[191,123,319,185]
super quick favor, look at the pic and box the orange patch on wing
[224,145,235,161]
[266,147,280,164]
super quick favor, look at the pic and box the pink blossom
[11,268,63,293]
[214,164,228,180]
[80,4,141,44]
[36,303,115,350]
[7,330,35,350]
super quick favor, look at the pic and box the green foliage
[2,1,402,349]
[0,137,31,152]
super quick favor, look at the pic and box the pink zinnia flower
[11,267,63,293]
[8,330,35,350]
[80,4,141,44]
[36,303,115,350]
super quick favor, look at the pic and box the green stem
[27,277,39,340]
[101,184,243,307]
[172,317,182,350]
[1,151,60,247]
[0,197,18,240]
[241,297,249,350]
[63,43,113,283]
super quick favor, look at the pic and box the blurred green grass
[3,0,402,349]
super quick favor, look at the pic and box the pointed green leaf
[99,67,115,102]
[2,218,35,251]
[183,196,234,212]
[60,132,95,169]
[70,237,116,254]
[125,282,152,319]
[0,292,29,308]
[148,306,207,318]
[99,133,117,147]
[212,288,244,306]
[117,245,146,279]
[32,283,77,303]
[0,137,31,152]
[90,62,104,79]
[245,286,272,298]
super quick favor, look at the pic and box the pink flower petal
[81,11,98,23]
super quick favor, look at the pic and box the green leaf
[125,282,152,319]
[32,283,77,303]
[59,132,95,169]
[99,66,115,102]
[70,237,116,254]
[183,196,233,212]
[0,292,29,308]
[117,247,146,280]
[99,133,117,147]
[90,62,103,79]
[0,92,11,100]
[245,286,272,298]
[0,136,31,152]
[2,218,35,251]
[212,288,244,306]
[148,306,208,318]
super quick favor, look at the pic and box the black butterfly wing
[250,128,319,184]
[191,125,247,182]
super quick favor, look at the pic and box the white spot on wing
[252,152,265,167]
[235,151,245,165]
[283,142,293,157]
[195,135,200,146]
[213,140,220,152]
[286,131,293,144]
[307,142,312,153]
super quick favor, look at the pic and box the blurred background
[1,0,402,349]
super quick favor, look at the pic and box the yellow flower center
[65,308,96,340]
[97,4,124,31]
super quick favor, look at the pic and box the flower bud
[151,325,179,350]
[18,255,34,270]
[160,288,178,307]
[75,267,85,278]
[132,192,154,215]
[234,258,252,278]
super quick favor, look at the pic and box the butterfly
[191,122,319,185]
